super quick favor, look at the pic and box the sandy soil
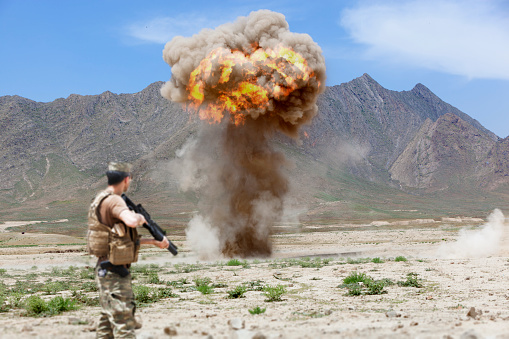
[1,217,509,339]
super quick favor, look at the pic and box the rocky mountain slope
[1,74,508,224]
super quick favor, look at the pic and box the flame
[187,45,317,125]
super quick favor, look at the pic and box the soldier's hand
[157,236,170,249]
[137,214,147,227]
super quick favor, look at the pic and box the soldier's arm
[140,237,169,249]
[118,210,146,228]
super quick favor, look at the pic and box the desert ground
[1,214,509,339]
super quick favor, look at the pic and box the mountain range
[1,74,508,232]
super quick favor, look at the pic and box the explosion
[187,45,318,126]
[162,10,326,258]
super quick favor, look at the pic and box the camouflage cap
[108,162,132,174]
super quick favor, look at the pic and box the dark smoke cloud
[162,10,326,258]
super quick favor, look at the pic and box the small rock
[253,333,267,339]
[164,326,178,336]
[386,311,400,318]
[137,332,155,339]
[68,317,82,325]
[410,321,418,326]
[83,320,96,332]
[467,307,482,319]
[228,318,245,330]
[392,324,404,331]
[135,315,143,329]
[22,325,33,332]
[230,329,254,339]
[460,329,484,339]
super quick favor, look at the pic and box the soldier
[87,162,169,338]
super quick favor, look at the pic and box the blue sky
[1,0,508,138]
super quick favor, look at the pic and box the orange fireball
[187,45,317,125]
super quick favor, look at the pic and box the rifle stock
[121,194,178,256]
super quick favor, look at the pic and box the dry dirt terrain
[1,215,509,339]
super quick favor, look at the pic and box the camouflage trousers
[95,266,136,338]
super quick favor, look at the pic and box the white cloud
[340,0,509,80]
[126,14,227,44]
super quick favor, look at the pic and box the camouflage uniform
[95,266,136,339]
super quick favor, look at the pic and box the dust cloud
[436,209,507,259]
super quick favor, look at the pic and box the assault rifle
[121,194,178,256]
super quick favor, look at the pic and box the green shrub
[133,285,158,304]
[25,295,48,316]
[10,280,36,295]
[226,259,243,266]
[0,296,8,312]
[24,295,78,316]
[212,282,228,288]
[378,278,395,286]
[71,291,99,307]
[346,257,371,264]
[249,306,266,315]
[340,272,389,296]
[79,267,95,280]
[0,282,8,312]
[244,280,264,291]
[298,257,331,268]
[146,272,162,284]
[227,285,247,299]
[371,257,384,263]
[196,284,213,295]
[156,287,178,299]
[7,292,25,308]
[346,284,362,296]
[398,273,423,288]
[365,281,387,295]
[51,266,78,277]
[47,296,78,315]
[170,263,205,274]
[193,277,214,293]
[80,281,98,292]
[133,285,178,305]
[193,277,211,287]
[395,256,407,262]
[262,285,286,302]
[42,280,71,295]
[342,272,370,285]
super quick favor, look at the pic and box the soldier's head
[106,162,132,190]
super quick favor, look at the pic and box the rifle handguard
[122,194,178,256]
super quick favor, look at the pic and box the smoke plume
[436,209,507,259]
[162,10,326,258]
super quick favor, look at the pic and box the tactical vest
[87,190,140,265]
